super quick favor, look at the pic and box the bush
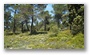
[69,33,84,49]
[49,25,59,33]
[48,32,57,37]
[48,24,59,37]
[39,26,44,31]
[71,15,84,35]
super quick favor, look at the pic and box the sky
[45,4,54,16]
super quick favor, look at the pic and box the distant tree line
[4,4,84,35]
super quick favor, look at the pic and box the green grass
[4,30,84,49]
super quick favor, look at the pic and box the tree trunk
[70,25,71,30]
[30,15,34,34]
[13,10,16,34]
[13,19,16,34]
[30,5,35,34]
[6,21,9,29]
[25,20,29,31]
[57,18,60,28]
[70,23,72,30]
[44,19,46,31]
[21,22,24,33]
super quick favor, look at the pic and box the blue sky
[45,4,54,16]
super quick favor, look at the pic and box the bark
[70,23,72,30]
[30,15,34,34]
[25,20,29,31]
[13,10,16,34]
[44,19,46,31]
[70,25,72,30]
[21,22,24,33]
[13,19,16,34]
[6,21,9,29]
[57,18,60,28]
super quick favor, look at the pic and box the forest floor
[4,30,84,49]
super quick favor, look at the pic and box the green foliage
[67,33,84,49]
[53,4,68,28]
[68,4,84,35]
[39,26,44,31]
[49,24,58,32]
[53,4,67,14]
[4,30,84,49]
[71,15,84,35]
[4,29,84,49]
[4,4,84,49]
[48,24,58,37]
[48,32,57,37]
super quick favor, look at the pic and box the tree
[4,11,11,30]
[4,4,13,32]
[18,4,33,32]
[68,4,84,35]
[62,11,69,29]
[14,4,47,34]
[6,4,20,34]
[53,4,67,28]
[39,11,51,31]
[30,4,47,34]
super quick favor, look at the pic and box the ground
[4,30,84,49]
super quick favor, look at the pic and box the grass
[4,30,84,49]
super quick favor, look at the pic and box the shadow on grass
[5,31,47,35]
[5,33,20,35]
[29,31,47,35]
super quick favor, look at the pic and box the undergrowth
[4,30,84,49]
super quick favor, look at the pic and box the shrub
[48,32,57,37]
[71,15,84,35]
[49,25,59,33]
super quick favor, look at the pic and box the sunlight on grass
[4,30,84,49]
